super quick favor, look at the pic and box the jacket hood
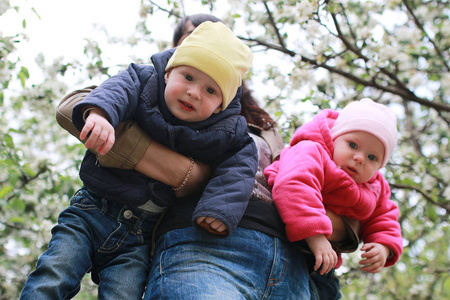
[290,109,338,158]
[151,48,242,131]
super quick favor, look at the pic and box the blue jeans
[20,187,159,300]
[309,269,341,300]
[144,227,311,299]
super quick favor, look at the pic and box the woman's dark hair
[172,14,222,47]
[240,81,277,130]
[172,14,276,130]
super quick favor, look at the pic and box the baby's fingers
[313,255,323,273]
[209,219,227,232]
[320,252,338,275]
[196,217,206,225]
[360,262,383,273]
[96,133,115,155]
[196,217,228,236]
[80,121,94,141]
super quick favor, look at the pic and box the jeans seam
[98,224,131,253]
[266,237,289,288]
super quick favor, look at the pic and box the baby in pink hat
[265,98,403,275]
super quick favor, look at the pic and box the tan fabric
[56,86,152,169]
[249,124,285,161]
[56,86,97,142]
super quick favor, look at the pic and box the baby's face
[332,131,384,183]
[164,65,223,122]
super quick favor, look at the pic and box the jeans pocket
[98,222,131,253]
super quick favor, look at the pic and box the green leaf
[0,186,14,198]
[8,216,26,223]
[18,66,30,87]
[10,197,26,213]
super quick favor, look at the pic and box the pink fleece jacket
[264,109,402,267]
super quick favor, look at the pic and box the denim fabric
[309,269,341,300]
[20,187,159,300]
[144,227,311,300]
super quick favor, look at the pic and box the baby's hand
[305,234,338,275]
[80,109,115,155]
[359,242,390,273]
[196,217,228,236]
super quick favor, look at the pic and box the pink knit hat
[331,98,398,167]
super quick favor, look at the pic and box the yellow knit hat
[165,21,253,111]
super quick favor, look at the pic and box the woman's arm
[326,208,347,242]
[135,141,210,197]
[326,208,361,252]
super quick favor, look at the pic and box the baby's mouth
[180,101,193,108]
[347,167,357,174]
[179,100,194,111]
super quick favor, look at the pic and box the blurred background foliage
[0,0,448,299]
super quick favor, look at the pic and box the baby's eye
[184,74,193,81]
[206,87,215,94]
[349,142,357,149]
[368,154,377,161]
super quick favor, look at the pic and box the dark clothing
[156,129,287,241]
[72,48,258,236]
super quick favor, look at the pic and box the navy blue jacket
[72,48,258,235]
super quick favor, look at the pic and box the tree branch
[391,183,450,213]
[402,99,424,157]
[330,11,416,100]
[149,0,181,18]
[402,0,450,71]
[241,36,450,114]
[262,1,290,53]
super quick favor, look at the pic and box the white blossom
[356,26,372,40]
[295,0,318,23]
[408,73,424,89]
[290,67,313,89]
[443,186,450,200]
[378,44,398,61]
[274,74,287,89]
[0,0,10,16]
[422,174,437,190]
[441,73,450,97]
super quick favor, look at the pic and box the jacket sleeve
[360,173,403,267]
[264,141,333,242]
[322,169,379,221]
[72,63,153,131]
[191,118,258,237]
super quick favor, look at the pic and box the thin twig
[402,0,449,71]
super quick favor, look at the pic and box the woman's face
[177,20,196,46]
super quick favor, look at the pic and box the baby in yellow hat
[74,20,255,235]
[20,21,256,299]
